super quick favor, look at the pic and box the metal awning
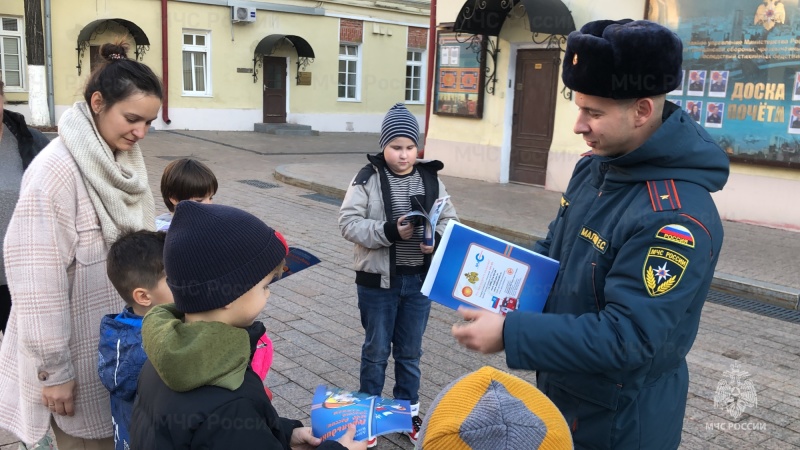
[454,0,575,37]
[76,18,150,75]
[254,34,315,58]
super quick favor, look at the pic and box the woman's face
[91,91,161,152]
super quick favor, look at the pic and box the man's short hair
[160,158,218,212]
[107,230,167,304]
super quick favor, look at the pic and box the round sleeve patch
[643,247,689,297]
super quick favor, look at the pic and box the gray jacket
[339,154,458,289]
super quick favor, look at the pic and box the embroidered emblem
[560,195,570,207]
[643,247,688,297]
[572,53,578,65]
[660,194,670,200]
[579,226,607,254]
[655,224,695,248]
[464,272,479,284]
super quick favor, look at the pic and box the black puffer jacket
[3,109,50,168]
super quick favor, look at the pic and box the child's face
[170,194,214,208]
[225,272,275,327]
[383,137,418,175]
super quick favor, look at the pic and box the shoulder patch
[560,195,570,207]
[643,247,689,297]
[655,224,695,248]
[646,180,682,212]
[353,164,376,186]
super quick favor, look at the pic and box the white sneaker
[366,436,377,448]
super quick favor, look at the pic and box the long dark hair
[83,41,162,109]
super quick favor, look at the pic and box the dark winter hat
[562,19,683,99]
[164,202,288,313]
[379,102,419,150]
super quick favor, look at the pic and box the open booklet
[271,247,321,284]
[311,385,412,443]
[403,195,450,246]
[421,221,559,314]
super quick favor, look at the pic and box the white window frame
[0,16,26,92]
[405,49,425,104]
[338,43,362,102]
[181,30,212,97]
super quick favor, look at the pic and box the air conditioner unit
[231,5,256,23]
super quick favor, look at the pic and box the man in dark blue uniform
[452,19,729,450]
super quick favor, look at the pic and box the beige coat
[0,139,120,443]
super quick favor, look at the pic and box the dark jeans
[357,274,431,404]
[0,284,10,334]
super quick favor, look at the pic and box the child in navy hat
[339,103,459,447]
[130,202,364,450]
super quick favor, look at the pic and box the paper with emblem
[422,221,559,314]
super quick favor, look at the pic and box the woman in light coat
[0,41,162,450]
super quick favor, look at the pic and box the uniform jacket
[339,153,458,289]
[130,305,345,450]
[98,308,146,450]
[0,140,118,443]
[503,102,729,449]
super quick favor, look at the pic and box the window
[0,17,24,91]
[405,50,425,103]
[182,31,211,96]
[338,44,360,101]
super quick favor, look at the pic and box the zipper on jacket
[591,262,601,312]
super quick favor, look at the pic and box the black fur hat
[562,19,683,99]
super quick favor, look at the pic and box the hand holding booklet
[311,385,412,443]
[421,221,559,314]
[404,195,450,246]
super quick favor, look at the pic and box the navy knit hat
[562,19,683,99]
[379,103,419,150]
[164,202,288,313]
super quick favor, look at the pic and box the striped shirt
[384,167,425,268]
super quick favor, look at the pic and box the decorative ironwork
[454,33,499,95]
[295,57,314,84]
[252,56,264,83]
[561,85,572,100]
[134,45,149,62]
[76,41,89,76]
[76,20,148,75]
[531,33,567,52]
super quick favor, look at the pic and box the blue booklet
[311,385,412,443]
[421,221,559,314]
[272,247,321,283]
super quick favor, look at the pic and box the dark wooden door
[510,49,559,185]
[262,56,287,123]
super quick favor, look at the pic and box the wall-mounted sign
[297,71,312,86]
[647,0,800,169]
[237,68,254,73]
[433,32,485,119]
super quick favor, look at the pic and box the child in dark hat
[130,202,364,450]
[339,103,459,448]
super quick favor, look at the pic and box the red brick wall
[340,19,363,43]
[407,27,428,49]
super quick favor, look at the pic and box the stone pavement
[2,130,800,449]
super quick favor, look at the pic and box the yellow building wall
[5,0,428,130]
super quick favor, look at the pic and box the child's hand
[289,426,322,450]
[336,425,367,450]
[397,215,414,240]
[420,243,434,254]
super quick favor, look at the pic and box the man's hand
[41,379,76,416]
[290,426,322,450]
[397,215,414,240]
[451,307,506,353]
[336,425,367,450]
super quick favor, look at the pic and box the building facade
[1,0,430,132]
[424,0,800,231]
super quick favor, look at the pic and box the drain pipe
[422,0,436,158]
[44,0,55,126]
[160,0,172,124]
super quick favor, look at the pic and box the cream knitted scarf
[58,101,155,246]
